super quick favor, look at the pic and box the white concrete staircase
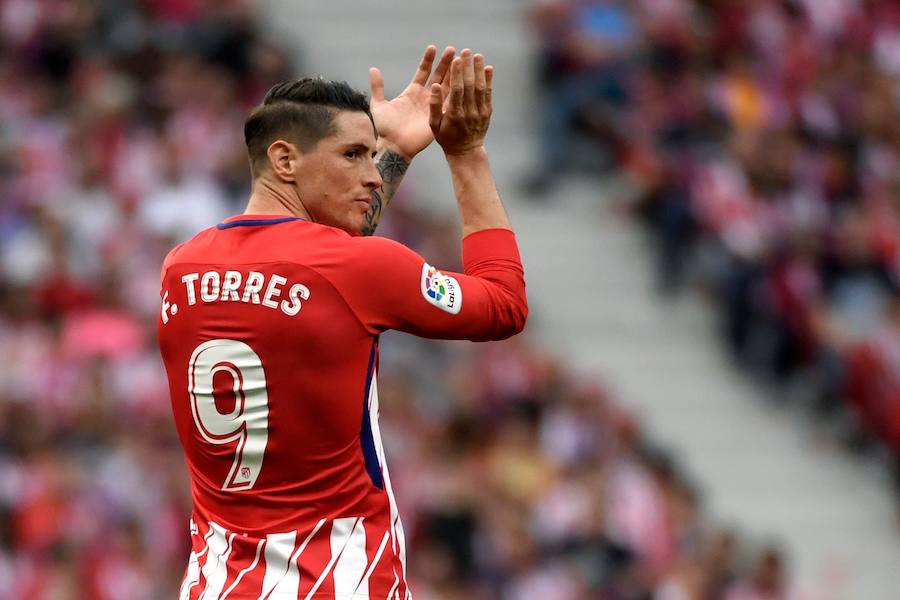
[260,2,900,598]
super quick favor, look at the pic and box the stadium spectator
[724,546,795,600]
[522,0,639,195]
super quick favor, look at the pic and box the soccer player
[157,45,527,599]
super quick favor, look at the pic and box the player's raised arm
[332,52,527,341]
[362,45,455,235]
[333,231,527,341]
[429,49,510,236]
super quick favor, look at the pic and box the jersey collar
[216,214,305,229]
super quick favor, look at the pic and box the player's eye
[371,151,377,159]
[344,150,357,159]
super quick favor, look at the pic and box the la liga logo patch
[426,271,446,300]
[421,263,462,314]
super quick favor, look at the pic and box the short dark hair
[243,78,373,176]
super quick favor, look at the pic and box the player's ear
[266,140,299,183]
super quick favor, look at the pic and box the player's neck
[245,177,313,221]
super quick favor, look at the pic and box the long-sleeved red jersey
[157,214,527,599]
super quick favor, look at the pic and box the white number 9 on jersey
[188,339,269,491]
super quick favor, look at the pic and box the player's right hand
[428,49,493,157]
[370,45,455,160]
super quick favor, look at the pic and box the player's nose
[364,161,382,190]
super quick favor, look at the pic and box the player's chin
[347,208,369,235]
[353,201,370,220]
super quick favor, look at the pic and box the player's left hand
[369,45,455,159]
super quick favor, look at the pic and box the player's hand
[369,45,455,159]
[429,49,493,157]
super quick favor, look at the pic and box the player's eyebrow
[343,142,375,154]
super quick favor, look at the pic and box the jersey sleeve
[327,228,528,341]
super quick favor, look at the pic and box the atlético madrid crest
[420,263,462,314]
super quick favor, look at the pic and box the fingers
[485,64,494,114]
[441,68,452,111]
[428,83,444,131]
[432,49,493,154]
[449,56,464,116]
[474,54,486,113]
[461,49,476,114]
[369,67,385,103]
[411,45,437,86]
[427,46,456,88]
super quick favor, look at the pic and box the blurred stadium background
[2,0,900,598]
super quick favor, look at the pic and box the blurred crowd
[527,0,900,484]
[0,0,804,598]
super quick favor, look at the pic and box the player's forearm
[360,142,411,236]
[445,147,511,237]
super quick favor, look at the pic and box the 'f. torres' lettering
[180,270,310,317]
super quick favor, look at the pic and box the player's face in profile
[295,111,382,234]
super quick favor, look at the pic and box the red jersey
[157,214,527,599]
